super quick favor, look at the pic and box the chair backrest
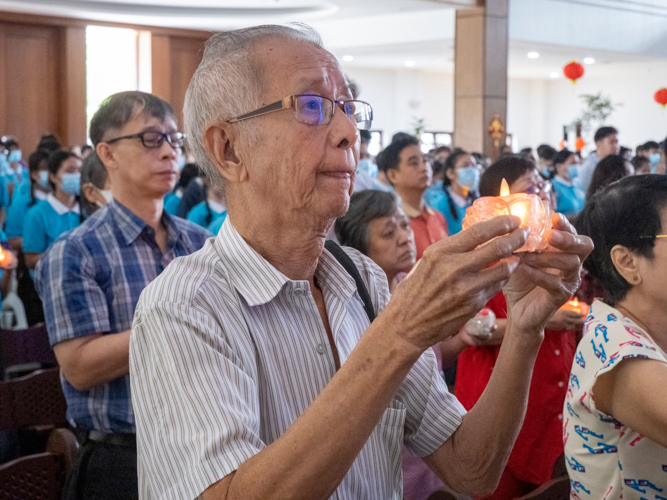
[0,323,57,377]
[0,452,64,500]
[0,368,67,431]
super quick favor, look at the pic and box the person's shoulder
[139,237,219,307]
[337,245,390,305]
[170,214,212,241]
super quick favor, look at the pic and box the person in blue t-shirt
[3,138,30,201]
[187,179,226,229]
[551,149,586,218]
[428,150,479,235]
[23,151,82,268]
[6,150,51,250]
[165,163,200,215]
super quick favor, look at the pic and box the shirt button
[316,343,326,354]
[558,414,563,420]
[294,289,305,297]
[555,349,561,356]
[558,381,564,388]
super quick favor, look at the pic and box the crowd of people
[0,22,665,500]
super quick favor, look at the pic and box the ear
[610,244,642,285]
[386,168,399,186]
[203,122,248,185]
[96,142,118,173]
[81,183,99,205]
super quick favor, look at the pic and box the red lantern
[575,137,586,151]
[654,88,667,109]
[563,61,585,84]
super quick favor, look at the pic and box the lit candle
[462,179,552,252]
[560,297,590,316]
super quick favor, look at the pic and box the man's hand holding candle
[502,213,593,340]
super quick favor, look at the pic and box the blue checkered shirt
[35,200,210,433]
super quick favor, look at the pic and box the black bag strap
[324,240,376,323]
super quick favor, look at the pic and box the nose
[329,104,359,150]
[159,138,178,159]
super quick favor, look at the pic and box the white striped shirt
[130,217,466,500]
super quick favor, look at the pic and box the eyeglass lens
[294,96,372,130]
[142,132,185,149]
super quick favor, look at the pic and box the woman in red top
[455,157,585,499]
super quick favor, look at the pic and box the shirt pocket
[376,399,407,445]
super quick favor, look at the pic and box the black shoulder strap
[324,240,376,323]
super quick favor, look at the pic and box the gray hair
[184,24,324,188]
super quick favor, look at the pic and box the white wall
[345,64,667,153]
[344,67,453,148]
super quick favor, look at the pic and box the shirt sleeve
[130,300,264,500]
[36,237,111,345]
[582,335,667,415]
[22,206,47,253]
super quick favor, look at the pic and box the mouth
[320,170,353,180]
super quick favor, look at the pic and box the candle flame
[500,179,510,197]
[572,297,578,306]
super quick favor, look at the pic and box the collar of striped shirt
[217,216,358,307]
[108,199,181,248]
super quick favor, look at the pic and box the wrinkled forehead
[251,39,352,102]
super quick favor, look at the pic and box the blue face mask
[178,155,186,170]
[39,171,49,188]
[61,173,81,195]
[357,158,378,179]
[457,167,480,190]
[8,150,21,163]
[649,153,661,173]
[568,165,579,179]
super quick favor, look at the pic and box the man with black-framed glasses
[35,91,209,500]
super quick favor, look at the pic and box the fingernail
[550,231,563,243]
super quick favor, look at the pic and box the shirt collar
[108,199,181,247]
[216,217,356,307]
[401,199,433,219]
[47,193,80,215]
[35,190,48,201]
[208,199,226,214]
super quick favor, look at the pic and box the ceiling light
[583,57,595,64]
[527,51,539,59]
[550,71,560,79]
[342,55,353,62]
[404,60,416,67]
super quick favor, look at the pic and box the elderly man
[130,25,592,500]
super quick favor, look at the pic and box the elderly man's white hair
[184,24,324,188]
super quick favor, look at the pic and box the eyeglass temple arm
[227,97,293,124]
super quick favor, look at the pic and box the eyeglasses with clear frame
[105,131,186,150]
[226,94,373,130]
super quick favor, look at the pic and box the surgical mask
[650,153,661,173]
[8,150,21,163]
[39,171,49,188]
[568,165,579,179]
[100,189,113,203]
[357,158,378,178]
[61,173,81,195]
[178,155,186,170]
[457,167,480,190]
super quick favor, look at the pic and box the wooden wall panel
[169,37,205,127]
[60,27,87,146]
[1,23,60,151]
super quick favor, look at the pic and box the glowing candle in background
[462,178,552,252]
[560,297,590,316]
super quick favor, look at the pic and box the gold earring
[633,276,639,281]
